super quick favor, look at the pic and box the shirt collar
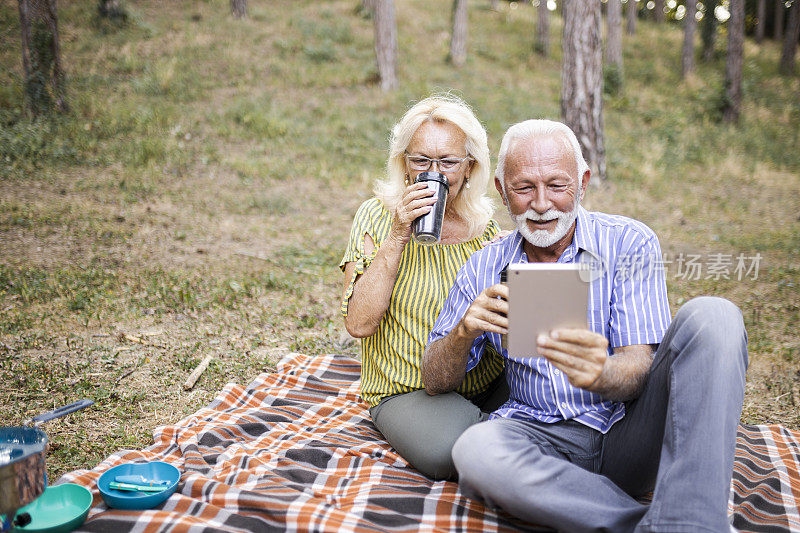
[573,206,597,257]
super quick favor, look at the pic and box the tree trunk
[374,0,398,91]
[535,0,550,56]
[626,0,637,35]
[681,0,697,77]
[17,0,67,117]
[723,0,744,123]
[701,0,719,62]
[561,0,606,182]
[490,0,499,11]
[231,0,246,18]
[449,0,468,67]
[98,0,126,21]
[756,0,766,43]
[775,0,784,42]
[779,0,800,75]
[606,0,623,72]
[653,0,665,23]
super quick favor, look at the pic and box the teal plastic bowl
[97,461,180,510]
[13,483,92,533]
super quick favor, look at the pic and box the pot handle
[29,399,95,426]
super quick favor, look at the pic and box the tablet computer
[506,263,589,359]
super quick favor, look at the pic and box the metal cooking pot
[0,399,94,528]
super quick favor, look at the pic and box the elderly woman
[339,96,506,480]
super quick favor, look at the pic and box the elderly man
[422,119,748,532]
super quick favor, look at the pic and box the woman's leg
[369,390,483,480]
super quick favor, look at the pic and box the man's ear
[494,176,507,206]
[579,169,590,200]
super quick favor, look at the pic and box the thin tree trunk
[490,0,499,11]
[606,0,623,71]
[536,0,550,56]
[756,0,766,43]
[18,0,31,88]
[45,0,65,112]
[626,0,637,35]
[17,0,67,116]
[654,0,665,22]
[449,0,468,67]
[701,0,719,62]
[231,0,246,18]
[561,0,606,181]
[779,0,800,74]
[98,0,125,19]
[723,0,744,122]
[681,0,697,77]
[775,0,784,42]
[374,0,398,91]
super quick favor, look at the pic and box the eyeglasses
[404,152,473,173]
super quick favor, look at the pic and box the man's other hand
[537,328,608,391]
[480,230,512,247]
[454,283,509,341]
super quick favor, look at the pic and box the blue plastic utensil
[97,462,180,510]
[107,481,167,493]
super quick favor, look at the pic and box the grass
[1,0,799,481]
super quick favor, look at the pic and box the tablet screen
[507,263,589,358]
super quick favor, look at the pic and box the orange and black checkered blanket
[61,352,800,532]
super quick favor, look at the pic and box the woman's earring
[404,174,410,185]
[465,178,470,189]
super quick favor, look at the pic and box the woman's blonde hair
[374,94,494,239]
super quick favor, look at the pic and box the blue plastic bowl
[97,461,180,510]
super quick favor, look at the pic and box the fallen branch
[115,330,165,348]
[114,368,136,386]
[117,331,144,344]
[183,355,213,390]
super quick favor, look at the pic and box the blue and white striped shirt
[428,206,672,433]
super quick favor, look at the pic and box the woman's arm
[342,183,436,337]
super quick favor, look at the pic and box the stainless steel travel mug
[412,171,449,245]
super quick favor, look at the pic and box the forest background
[1,0,799,481]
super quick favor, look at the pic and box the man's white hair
[374,94,493,239]
[495,119,589,189]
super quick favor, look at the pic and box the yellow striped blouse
[340,198,505,407]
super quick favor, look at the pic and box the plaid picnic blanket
[60,352,800,532]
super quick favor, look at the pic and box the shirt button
[553,368,560,375]
[560,402,567,408]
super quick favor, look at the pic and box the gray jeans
[369,370,508,480]
[452,296,749,533]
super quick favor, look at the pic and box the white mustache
[523,209,562,222]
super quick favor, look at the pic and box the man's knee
[672,296,748,368]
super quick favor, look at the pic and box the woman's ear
[465,158,475,179]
